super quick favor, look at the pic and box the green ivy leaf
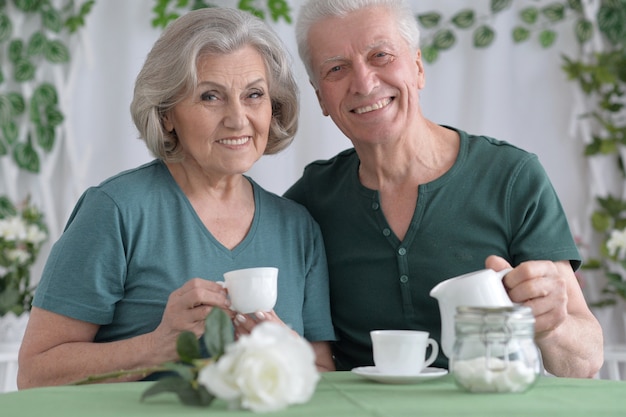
[451,9,474,29]
[13,140,40,173]
[42,6,63,32]
[567,0,583,14]
[0,95,11,125]
[575,19,593,44]
[538,29,557,47]
[14,58,36,82]
[8,92,25,116]
[0,12,12,43]
[2,121,18,145]
[597,4,626,45]
[27,31,46,56]
[520,7,539,25]
[203,308,233,359]
[417,12,441,29]
[0,138,7,156]
[473,25,495,48]
[421,45,439,63]
[432,29,455,50]
[32,83,59,105]
[238,0,264,20]
[512,26,531,43]
[13,0,42,12]
[542,3,565,22]
[35,123,55,151]
[45,105,64,126]
[268,0,292,24]
[44,39,70,63]
[66,1,96,33]
[8,39,24,63]
[491,0,512,13]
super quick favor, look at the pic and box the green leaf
[176,331,201,363]
[0,95,11,125]
[27,31,46,56]
[0,139,7,156]
[520,7,539,25]
[591,211,611,232]
[0,12,12,43]
[432,29,455,50]
[512,26,531,43]
[542,3,565,22]
[32,83,59,105]
[417,12,441,29]
[8,39,24,63]
[575,19,593,44]
[451,9,474,29]
[491,0,512,13]
[35,123,55,151]
[142,376,215,407]
[7,92,25,116]
[473,25,495,48]
[421,45,439,63]
[45,105,64,126]
[13,140,40,173]
[44,39,70,63]
[267,0,292,24]
[567,0,583,13]
[2,121,18,145]
[13,58,36,82]
[238,0,264,20]
[203,308,233,359]
[538,29,557,48]
[42,6,63,32]
[13,0,43,12]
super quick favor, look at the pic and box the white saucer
[351,366,448,384]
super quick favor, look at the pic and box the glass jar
[450,306,541,393]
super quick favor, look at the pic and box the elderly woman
[18,7,335,388]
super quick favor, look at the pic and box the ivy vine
[150,0,292,29]
[0,0,94,173]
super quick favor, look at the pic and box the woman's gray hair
[296,0,420,87]
[131,7,298,161]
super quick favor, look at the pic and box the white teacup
[222,267,278,314]
[370,330,439,375]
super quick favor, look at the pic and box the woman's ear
[162,112,174,132]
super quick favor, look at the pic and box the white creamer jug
[429,268,513,358]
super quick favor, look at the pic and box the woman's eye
[249,90,264,99]
[201,92,218,101]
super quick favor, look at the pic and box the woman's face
[163,45,272,177]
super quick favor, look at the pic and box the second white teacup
[370,330,439,375]
[222,267,278,314]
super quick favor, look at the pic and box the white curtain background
[1,0,620,371]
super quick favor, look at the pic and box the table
[0,371,624,417]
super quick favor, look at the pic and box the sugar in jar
[450,306,541,393]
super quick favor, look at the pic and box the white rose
[198,321,320,413]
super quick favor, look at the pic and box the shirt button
[400,275,408,283]
[398,247,407,256]
[371,202,380,210]
[382,228,391,236]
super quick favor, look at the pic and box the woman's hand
[151,278,232,360]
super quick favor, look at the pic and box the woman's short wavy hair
[296,0,420,88]
[131,7,299,161]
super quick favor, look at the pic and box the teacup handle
[424,338,439,368]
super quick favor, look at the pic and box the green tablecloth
[1,372,624,417]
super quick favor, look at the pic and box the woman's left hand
[232,310,296,338]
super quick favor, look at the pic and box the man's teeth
[354,98,392,114]
[219,137,250,145]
